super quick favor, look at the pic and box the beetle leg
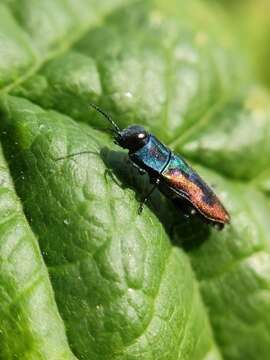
[127,159,146,175]
[138,178,160,214]
[104,168,122,186]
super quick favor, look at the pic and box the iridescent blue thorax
[164,153,192,175]
[130,135,171,173]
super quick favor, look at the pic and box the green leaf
[0,95,221,359]
[0,142,76,359]
[212,0,270,89]
[0,0,129,93]
[0,1,270,360]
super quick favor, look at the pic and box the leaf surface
[0,1,270,360]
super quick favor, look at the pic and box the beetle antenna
[89,103,121,134]
[54,151,97,161]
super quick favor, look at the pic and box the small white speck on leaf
[124,91,133,99]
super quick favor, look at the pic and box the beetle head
[89,104,149,152]
[116,125,149,152]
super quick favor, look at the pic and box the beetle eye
[138,132,146,139]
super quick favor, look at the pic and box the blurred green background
[211,0,270,88]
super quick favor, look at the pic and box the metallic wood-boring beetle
[89,104,230,230]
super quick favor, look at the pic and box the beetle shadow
[100,146,211,251]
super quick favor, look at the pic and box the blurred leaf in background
[0,1,270,360]
[210,0,270,88]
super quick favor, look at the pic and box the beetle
[87,104,230,230]
[59,104,230,229]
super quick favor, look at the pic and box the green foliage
[209,0,270,88]
[0,1,270,359]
